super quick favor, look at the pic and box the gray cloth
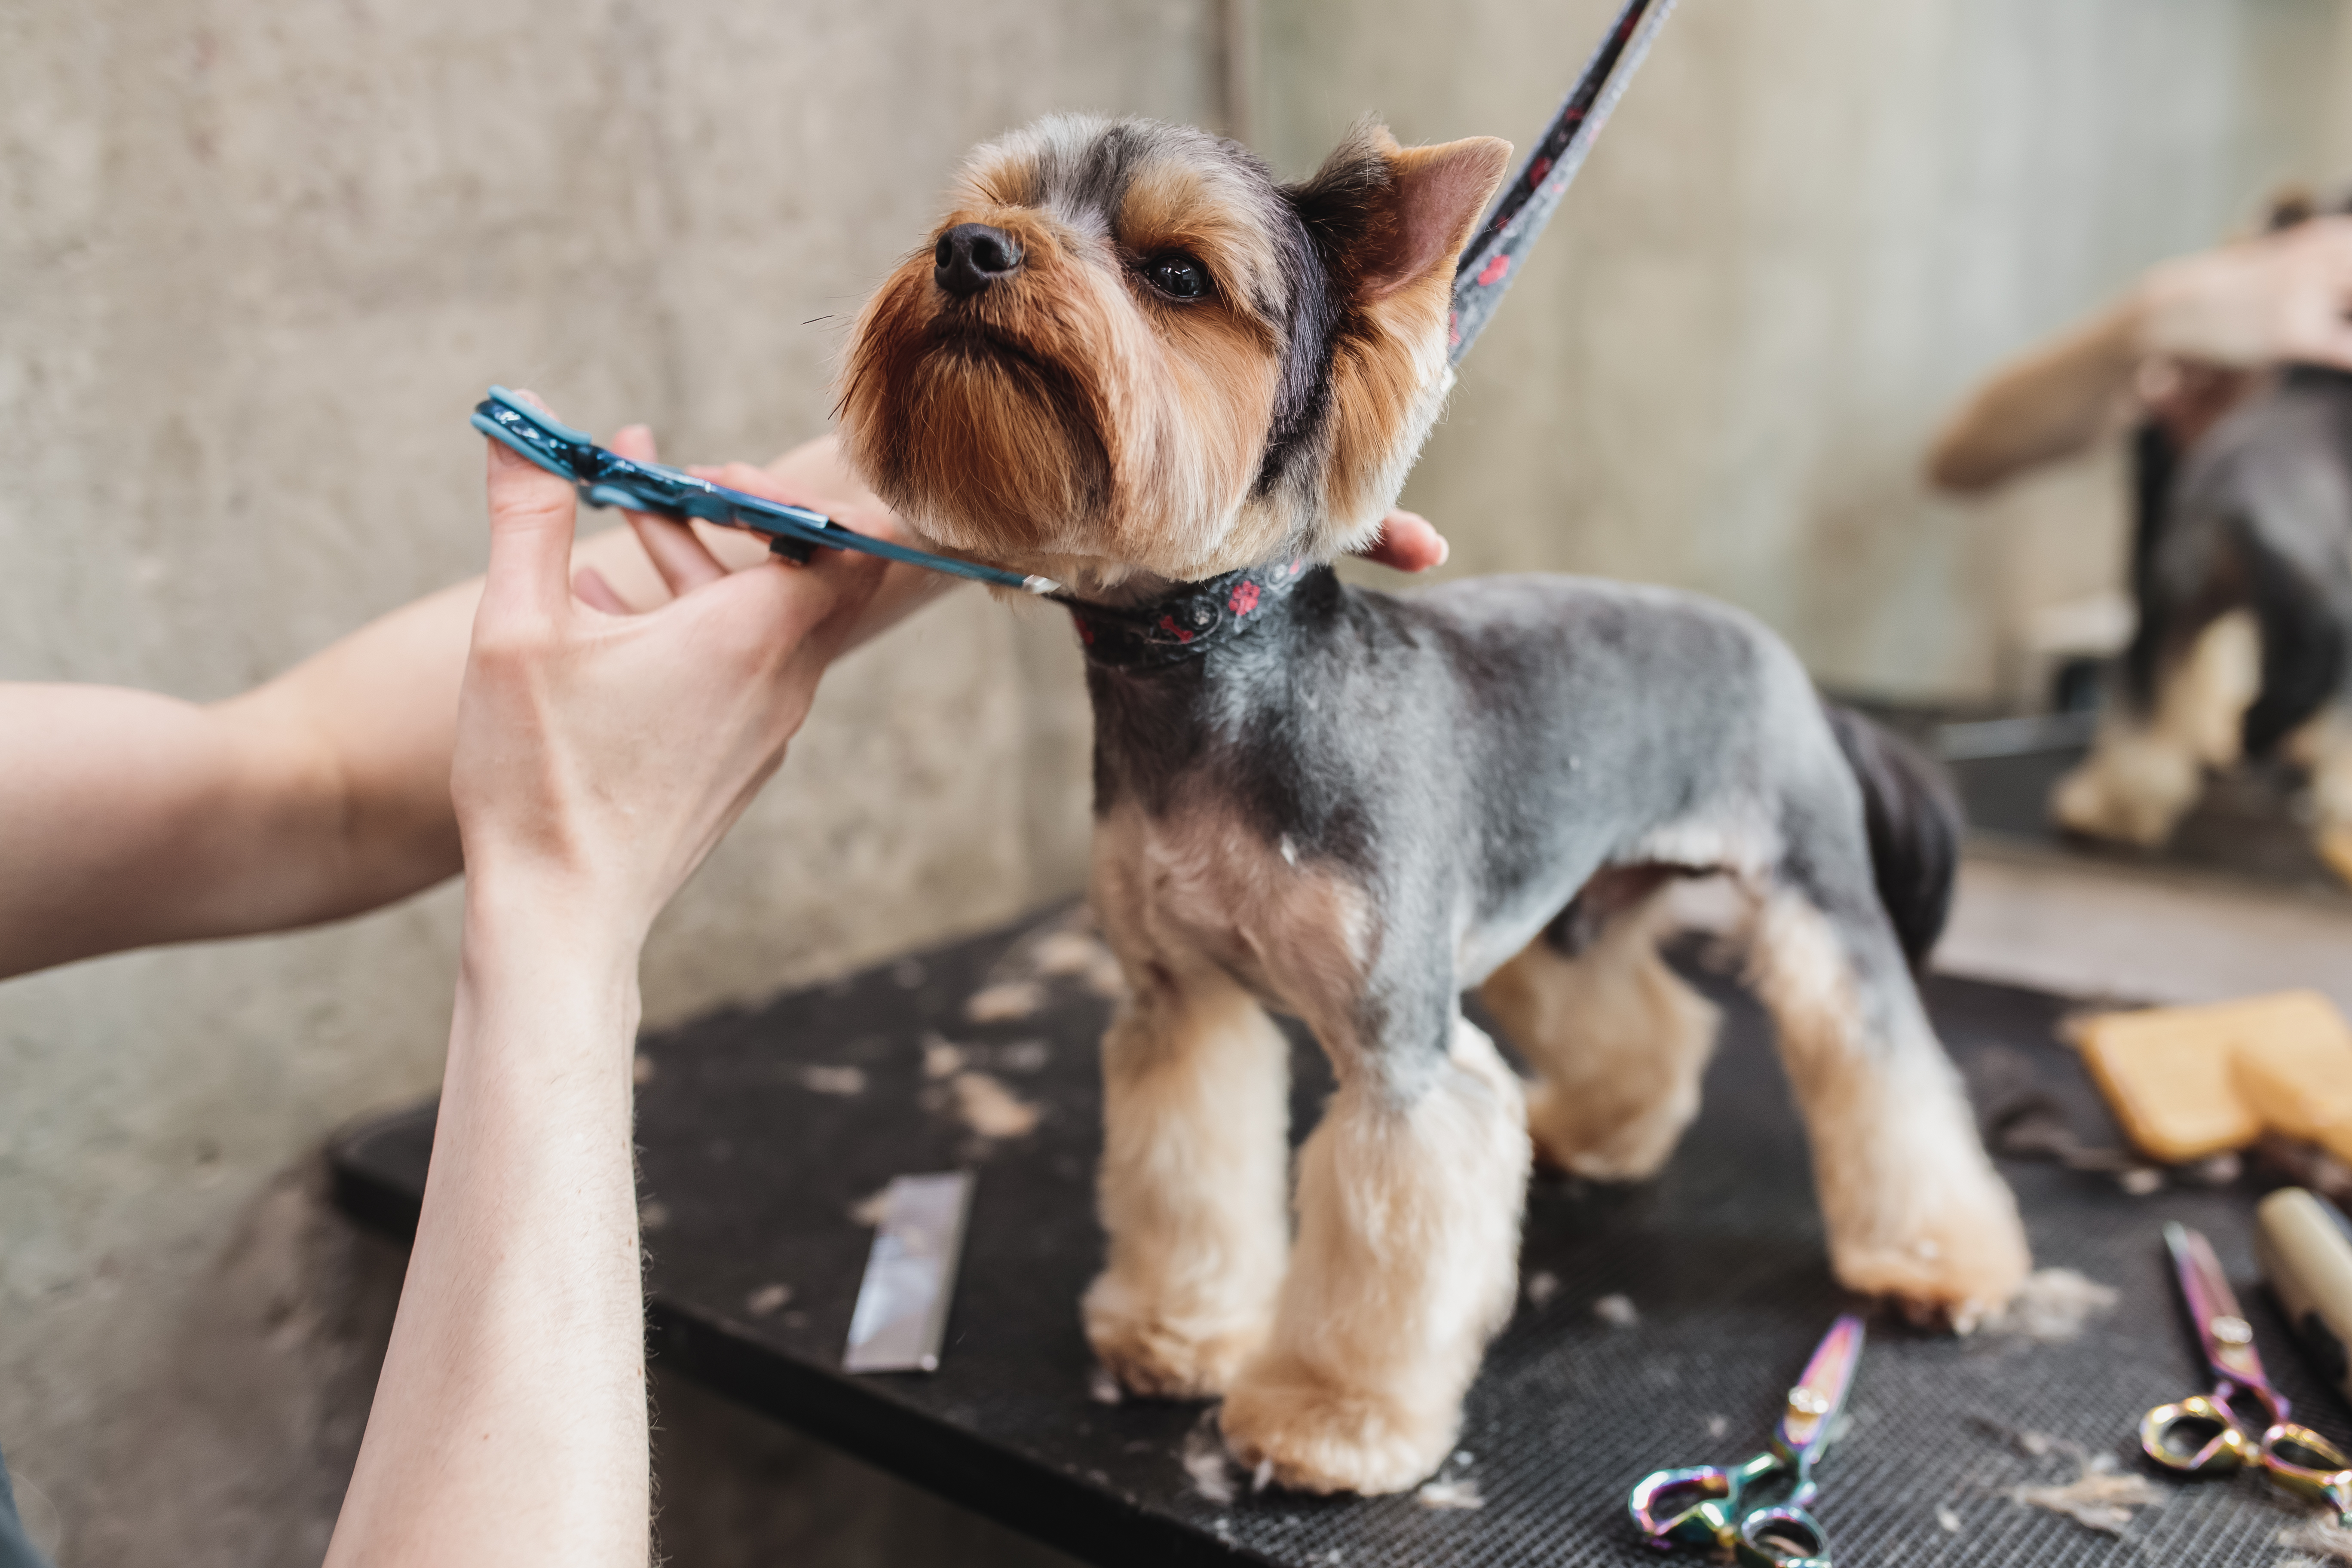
[0,1447,55,1568]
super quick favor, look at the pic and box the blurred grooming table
[1934,711,2352,904]
[331,907,2352,1567]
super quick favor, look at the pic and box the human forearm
[0,574,475,978]
[1926,297,2144,493]
[0,683,339,977]
[1932,217,2352,495]
[327,885,649,1568]
[0,439,934,978]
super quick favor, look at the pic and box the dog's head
[839,115,1510,594]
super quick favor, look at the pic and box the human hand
[452,395,887,945]
[684,436,957,647]
[2136,216,2352,371]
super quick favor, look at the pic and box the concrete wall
[0,2,1207,1562]
[6,1,2349,1562]
[1272,0,2352,702]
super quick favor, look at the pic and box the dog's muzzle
[935,223,1023,298]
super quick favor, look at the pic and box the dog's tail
[1823,704,1962,968]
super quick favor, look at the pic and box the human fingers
[694,440,911,545]
[2294,322,2352,371]
[605,423,729,597]
[2299,226,2352,367]
[689,456,888,530]
[481,389,582,625]
[573,566,633,615]
[1356,509,1450,573]
[689,456,959,646]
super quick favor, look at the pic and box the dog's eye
[1142,253,1211,301]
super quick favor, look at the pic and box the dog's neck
[1063,557,1324,672]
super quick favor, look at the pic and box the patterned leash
[1449,0,1678,365]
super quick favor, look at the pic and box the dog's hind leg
[2052,609,2260,845]
[1479,873,1720,1180]
[1219,1013,1530,1494]
[1745,849,2029,1326]
[1084,968,1292,1399]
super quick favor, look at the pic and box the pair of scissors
[2141,1221,2352,1523]
[469,386,1061,596]
[1629,1314,1864,1568]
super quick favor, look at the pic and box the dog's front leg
[1084,970,1292,1399]
[1220,1014,1530,1494]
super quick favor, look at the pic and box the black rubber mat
[330,907,2352,1567]
[1939,730,2350,903]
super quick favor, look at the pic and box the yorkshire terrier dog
[840,114,2031,1494]
[2051,361,2352,882]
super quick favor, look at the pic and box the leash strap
[1449,0,1678,364]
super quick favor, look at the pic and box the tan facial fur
[839,115,1508,594]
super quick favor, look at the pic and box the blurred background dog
[2050,199,2352,877]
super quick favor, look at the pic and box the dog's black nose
[934,223,1022,298]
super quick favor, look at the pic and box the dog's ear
[1329,126,1513,303]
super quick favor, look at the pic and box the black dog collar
[1065,557,1319,670]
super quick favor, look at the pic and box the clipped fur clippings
[1978,1267,2120,1342]
[2278,1513,2352,1565]
[1182,1417,1240,1505]
[951,1071,1043,1139]
[1415,1478,1484,1510]
[2009,1459,2163,1536]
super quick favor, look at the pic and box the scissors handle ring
[1629,1464,1739,1552]
[2258,1423,2352,1520]
[2141,1395,2259,1474]
[1734,1504,1834,1568]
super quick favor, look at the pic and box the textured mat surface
[331,907,2352,1567]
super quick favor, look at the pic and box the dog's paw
[1083,1279,1269,1399]
[2318,824,2352,891]
[1829,1192,2031,1334]
[1526,1082,1690,1181]
[1218,1363,1455,1495]
[2049,747,2194,847]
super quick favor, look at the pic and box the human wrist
[2125,264,2189,361]
[460,859,653,984]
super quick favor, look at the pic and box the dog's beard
[900,329,1112,551]
[842,268,1124,572]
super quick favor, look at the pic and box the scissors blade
[469,388,1060,594]
[2163,1222,2269,1388]
[1778,1314,1866,1462]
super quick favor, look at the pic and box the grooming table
[1935,717,2351,903]
[330,907,2352,1567]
